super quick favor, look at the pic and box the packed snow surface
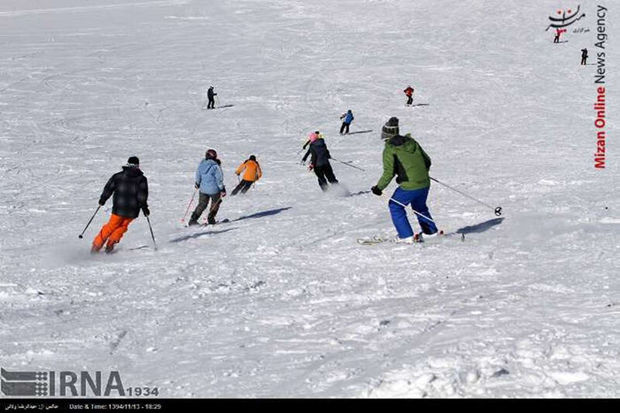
[0,0,618,397]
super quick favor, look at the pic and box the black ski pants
[314,163,338,191]
[191,192,222,223]
[232,180,253,195]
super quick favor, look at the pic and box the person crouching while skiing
[302,132,338,191]
[371,117,438,243]
[232,155,262,195]
[188,149,226,226]
[92,156,149,253]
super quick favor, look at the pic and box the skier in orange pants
[92,156,149,253]
[93,215,135,252]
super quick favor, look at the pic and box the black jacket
[302,139,331,167]
[99,166,149,219]
[207,88,217,99]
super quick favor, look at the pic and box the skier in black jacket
[92,156,149,253]
[207,86,217,109]
[302,132,338,191]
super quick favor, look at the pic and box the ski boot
[104,242,117,254]
[187,213,200,226]
[414,230,444,243]
[394,235,415,244]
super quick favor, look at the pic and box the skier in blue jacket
[188,149,226,225]
[339,110,354,135]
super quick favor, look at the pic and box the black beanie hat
[381,117,399,140]
[127,156,139,166]
[249,155,256,161]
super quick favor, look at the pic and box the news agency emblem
[1,368,159,397]
[1,369,48,397]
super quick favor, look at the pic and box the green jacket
[376,134,431,191]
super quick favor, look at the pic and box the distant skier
[91,156,149,253]
[206,86,217,109]
[581,48,588,65]
[302,132,338,191]
[553,28,566,43]
[232,155,262,195]
[371,117,438,244]
[339,110,354,135]
[403,86,414,106]
[188,149,226,226]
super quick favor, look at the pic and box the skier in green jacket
[371,117,439,243]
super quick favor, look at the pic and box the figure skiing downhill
[339,110,354,135]
[581,48,588,65]
[91,156,150,253]
[232,155,262,195]
[371,117,439,243]
[206,86,217,109]
[302,132,339,192]
[403,86,414,106]
[188,149,226,226]
[553,28,566,43]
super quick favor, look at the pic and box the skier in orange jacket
[231,155,262,195]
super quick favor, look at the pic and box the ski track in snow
[0,0,619,398]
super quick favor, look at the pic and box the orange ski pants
[92,214,134,250]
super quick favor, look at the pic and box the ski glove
[308,164,314,171]
[142,206,150,217]
[371,186,382,196]
[195,182,200,189]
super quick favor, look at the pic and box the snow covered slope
[0,0,618,397]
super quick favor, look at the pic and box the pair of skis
[357,230,453,245]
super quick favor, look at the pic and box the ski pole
[430,177,502,216]
[78,206,101,239]
[146,215,158,251]
[330,158,365,171]
[383,194,438,225]
[181,188,198,223]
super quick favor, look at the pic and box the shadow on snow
[231,207,292,222]
[348,190,371,197]
[456,217,504,234]
[169,227,238,243]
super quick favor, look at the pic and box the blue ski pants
[389,186,438,238]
